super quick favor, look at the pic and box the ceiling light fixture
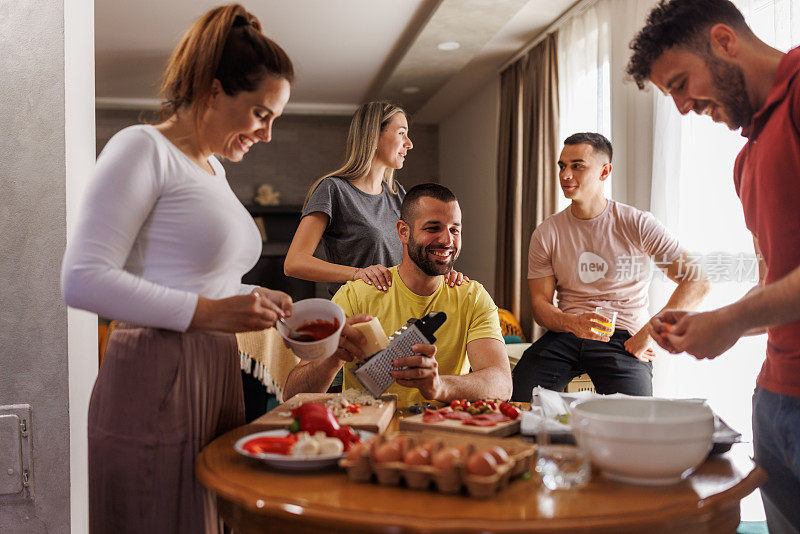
[437,41,460,51]
[402,86,420,94]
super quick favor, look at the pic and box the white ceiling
[95,0,576,122]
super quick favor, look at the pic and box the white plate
[234,429,375,470]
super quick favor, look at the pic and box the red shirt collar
[742,46,800,139]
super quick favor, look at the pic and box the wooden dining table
[197,411,765,534]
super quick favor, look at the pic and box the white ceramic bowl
[571,397,714,485]
[275,298,346,362]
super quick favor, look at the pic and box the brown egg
[421,440,437,454]
[404,446,431,466]
[466,451,499,477]
[432,447,462,471]
[373,441,403,463]
[346,442,369,462]
[389,435,408,448]
[485,446,511,465]
[365,435,382,453]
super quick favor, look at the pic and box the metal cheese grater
[354,311,447,398]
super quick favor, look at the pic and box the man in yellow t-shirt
[283,183,512,406]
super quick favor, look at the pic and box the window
[556,2,612,210]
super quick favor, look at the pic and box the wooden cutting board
[252,393,397,434]
[399,412,520,437]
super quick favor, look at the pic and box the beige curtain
[495,34,560,341]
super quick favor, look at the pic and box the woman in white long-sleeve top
[61,4,293,533]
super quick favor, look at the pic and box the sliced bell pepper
[243,435,298,455]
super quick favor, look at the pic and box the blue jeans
[752,387,800,534]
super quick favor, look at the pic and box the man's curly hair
[626,0,751,89]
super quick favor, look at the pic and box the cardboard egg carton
[339,431,535,498]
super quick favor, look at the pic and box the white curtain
[557,3,611,143]
[649,0,800,520]
[557,2,612,211]
[557,0,659,211]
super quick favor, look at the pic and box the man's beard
[704,53,755,130]
[407,233,459,277]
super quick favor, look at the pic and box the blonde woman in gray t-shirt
[285,101,465,296]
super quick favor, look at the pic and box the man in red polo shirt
[627,1,800,531]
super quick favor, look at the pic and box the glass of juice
[591,306,617,336]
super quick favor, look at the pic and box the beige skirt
[88,324,244,534]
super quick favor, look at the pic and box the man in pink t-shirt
[628,1,800,530]
[511,133,710,400]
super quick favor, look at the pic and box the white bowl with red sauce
[276,298,346,361]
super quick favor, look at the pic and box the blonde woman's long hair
[303,101,406,210]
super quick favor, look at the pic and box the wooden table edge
[196,429,766,533]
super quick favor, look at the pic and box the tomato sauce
[290,318,340,342]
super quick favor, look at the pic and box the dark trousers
[752,387,800,534]
[511,329,653,402]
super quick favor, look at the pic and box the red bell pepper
[331,426,361,451]
[291,403,340,434]
[289,402,361,451]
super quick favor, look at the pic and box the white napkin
[520,387,632,436]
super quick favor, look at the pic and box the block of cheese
[350,316,389,357]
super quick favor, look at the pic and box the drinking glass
[590,306,617,336]
[535,445,591,490]
[533,418,590,490]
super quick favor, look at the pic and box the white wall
[0,0,96,531]
[96,110,440,206]
[65,0,98,531]
[438,79,501,297]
